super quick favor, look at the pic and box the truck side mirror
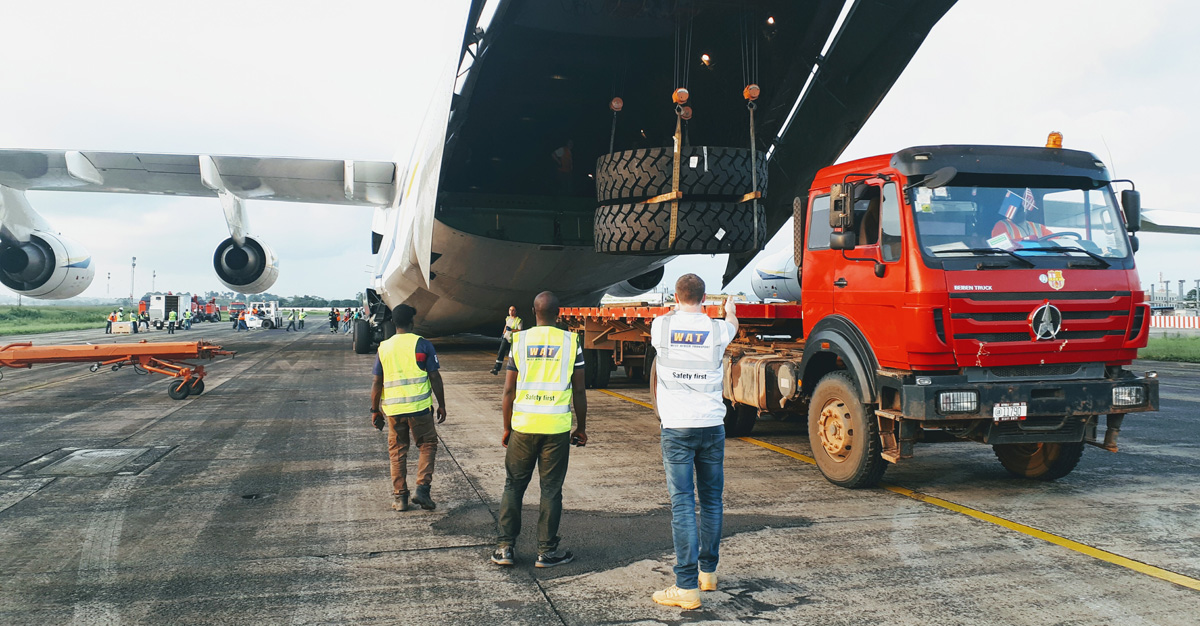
[1129,234,1139,253]
[830,183,855,229]
[830,231,857,250]
[1121,189,1141,232]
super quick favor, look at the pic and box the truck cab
[791,143,1157,486]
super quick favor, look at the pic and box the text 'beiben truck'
[561,137,1159,488]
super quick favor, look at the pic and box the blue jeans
[661,425,725,589]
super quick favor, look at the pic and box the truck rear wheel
[807,371,886,488]
[723,401,757,437]
[594,200,765,255]
[584,349,613,389]
[353,320,372,354]
[992,442,1084,481]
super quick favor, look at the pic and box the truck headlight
[939,391,978,414]
[1112,385,1145,407]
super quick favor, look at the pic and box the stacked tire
[593,146,767,255]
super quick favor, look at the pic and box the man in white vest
[649,274,738,610]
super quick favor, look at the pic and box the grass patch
[0,306,116,337]
[1140,335,1200,363]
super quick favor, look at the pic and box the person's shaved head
[675,274,705,305]
[533,291,560,324]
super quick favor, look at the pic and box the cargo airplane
[2,0,979,336]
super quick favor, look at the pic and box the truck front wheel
[807,371,886,488]
[992,442,1084,481]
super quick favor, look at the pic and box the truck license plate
[992,402,1027,421]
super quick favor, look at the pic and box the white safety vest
[650,311,733,428]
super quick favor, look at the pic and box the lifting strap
[669,107,683,247]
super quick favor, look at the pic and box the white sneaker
[652,585,701,610]
[699,571,717,591]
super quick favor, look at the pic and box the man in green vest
[370,304,447,512]
[298,309,306,330]
[167,309,177,334]
[490,305,523,375]
[126,309,139,334]
[491,291,587,568]
[183,309,192,330]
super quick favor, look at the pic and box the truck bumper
[900,374,1159,445]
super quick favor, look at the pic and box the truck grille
[946,289,1134,366]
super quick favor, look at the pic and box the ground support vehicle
[148,292,192,330]
[570,141,1161,488]
[191,296,222,322]
[0,340,233,400]
[246,301,283,329]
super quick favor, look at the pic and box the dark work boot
[392,493,409,512]
[490,361,502,375]
[412,485,436,510]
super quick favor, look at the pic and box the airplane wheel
[188,379,205,396]
[595,200,765,255]
[353,320,372,354]
[594,146,767,204]
[167,379,191,400]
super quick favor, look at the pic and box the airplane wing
[1140,209,1200,235]
[0,150,398,207]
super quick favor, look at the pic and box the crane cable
[741,10,762,250]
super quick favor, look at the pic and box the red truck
[191,296,222,322]
[564,140,1159,488]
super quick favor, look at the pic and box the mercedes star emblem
[1029,302,1063,341]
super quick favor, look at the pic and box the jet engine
[606,266,665,298]
[750,248,801,302]
[0,231,94,299]
[213,236,279,294]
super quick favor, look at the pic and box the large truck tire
[595,147,767,204]
[353,319,372,354]
[807,371,887,488]
[594,200,764,255]
[992,442,1084,481]
[584,349,614,389]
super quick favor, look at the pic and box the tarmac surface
[1,321,1198,625]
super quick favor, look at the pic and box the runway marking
[597,389,654,409]
[70,475,137,626]
[594,390,1200,593]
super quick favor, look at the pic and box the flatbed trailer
[0,340,234,401]
[559,302,803,390]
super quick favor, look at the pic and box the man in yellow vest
[490,305,523,375]
[167,309,177,334]
[127,309,139,334]
[491,291,587,568]
[370,304,447,512]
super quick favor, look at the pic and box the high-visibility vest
[378,333,433,416]
[653,313,726,395]
[127,312,136,322]
[511,326,578,434]
[299,311,307,319]
[184,310,191,319]
[169,311,177,321]
[503,315,522,341]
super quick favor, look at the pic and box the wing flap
[0,149,397,207]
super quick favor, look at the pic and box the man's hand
[501,428,511,448]
[571,429,588,447]
[724,297,737,318]
[436,405,447,424]
[371,410,385,431]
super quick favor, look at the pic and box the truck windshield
[909,184,1130,261]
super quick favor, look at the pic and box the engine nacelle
[606,266,665,298]
[750,248,801,302]
[0,231,94,299]
[213,236,279,294]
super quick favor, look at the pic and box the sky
[0,0,1197,304]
